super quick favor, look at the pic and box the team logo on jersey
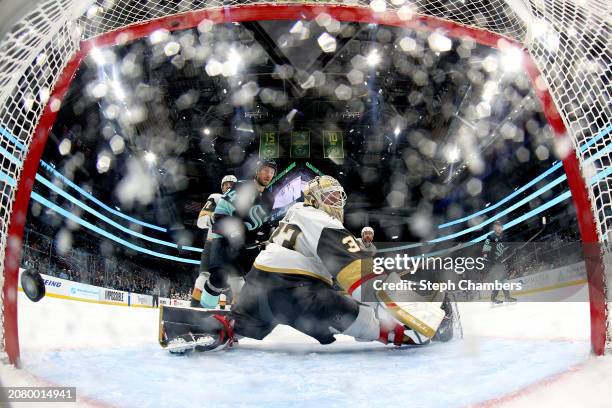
[245,205,268,230]
[495,242,505,257]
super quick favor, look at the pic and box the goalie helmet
[303,176,347,223]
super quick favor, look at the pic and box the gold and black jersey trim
[336,259,362,290]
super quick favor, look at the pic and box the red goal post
[0,0,609,366]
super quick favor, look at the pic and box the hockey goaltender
[159,175,458,353]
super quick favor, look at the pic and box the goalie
[161,176,455,352]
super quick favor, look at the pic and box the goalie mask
[303,176,347,223]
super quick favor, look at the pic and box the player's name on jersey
[372,279,523,293]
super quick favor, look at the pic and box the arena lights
[0,126,167,231]
[31,192,200,264]
[58,139,71,156]
[366,50,381,67]
[109,80,126,101]
[144,151,157,164]
[89,47,106,66]
[1,124,611,262]
[444,145,461,163]
[440,124,611,228]
[500,47,524,73]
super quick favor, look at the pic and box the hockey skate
[159,306,236,354]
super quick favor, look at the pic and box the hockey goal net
[0,0,609,365]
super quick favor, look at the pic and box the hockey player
[196,175,238,231]
[483,220,516,303]
[356,226,377,256]
[198,160,277,308]
[162,176,452,352]
[191,175,237,307]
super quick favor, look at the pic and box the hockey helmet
[254,159,277,187]
[221,175,237,190]
[255,159,277,174]
[361,226,374,235]
[303,176,347,222]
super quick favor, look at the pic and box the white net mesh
[0,0,610,361]
[0,0,80,362]
[521,0,611,351]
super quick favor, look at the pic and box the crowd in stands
[168,281,193,301]
[102,272,157,295]
[22,250,82,282]
[506,232,583,278]
[22,223,194,300]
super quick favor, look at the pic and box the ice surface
[2,286,611,407]
[20,336,588,408]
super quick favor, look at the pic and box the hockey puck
[20,269,46,302]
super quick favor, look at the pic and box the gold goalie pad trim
[377,290,438,338]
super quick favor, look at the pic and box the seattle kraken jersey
[254,203,366,287]
[197,193,222,229]
[482,232,506,263]
[212,180,275,246]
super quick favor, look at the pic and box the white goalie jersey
[254,202,365,287]
[197,193,222,229]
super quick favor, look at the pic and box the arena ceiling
[35,19,563,245]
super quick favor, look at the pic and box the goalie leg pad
[377,292,445,338]
[376,273,445,339]
[159,307,236,353]
[378,323,406,346]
